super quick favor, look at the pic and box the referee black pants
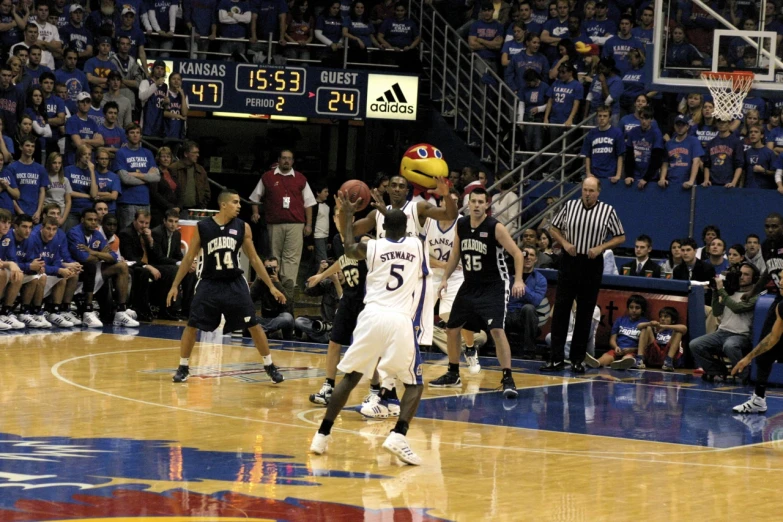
[549,253,604,364]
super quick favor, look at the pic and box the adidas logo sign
[370,83,415,115]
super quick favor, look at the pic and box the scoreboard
[171,59,419,121]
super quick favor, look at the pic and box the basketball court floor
[1,324,782,520]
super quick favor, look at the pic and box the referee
[540,177,625,373]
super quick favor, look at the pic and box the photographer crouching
[249,257,295,339]
[295,259,342,343]
[690,262,760,382]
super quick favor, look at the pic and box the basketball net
[701,71,755,121]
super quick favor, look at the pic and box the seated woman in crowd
[343,0,379,64]
[727,244,746,269]
[283,0,315,63]
[585,294,649,370]
[315,0,345,67]
[658,238,682,276]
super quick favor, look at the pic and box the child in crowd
[585,294,648,370]
[635,306,688,371]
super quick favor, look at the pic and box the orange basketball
[339,180,371,212]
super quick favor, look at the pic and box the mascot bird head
[399,144,449,191]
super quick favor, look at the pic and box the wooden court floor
[2,324,783,521]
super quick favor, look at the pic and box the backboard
[650,0,783,98]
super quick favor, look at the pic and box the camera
[266,266,277,275]
[312,320,332,333]
[723,265,742,294]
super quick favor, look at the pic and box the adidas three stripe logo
[376,83,408,104]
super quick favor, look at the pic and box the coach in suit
[152,208,196,317]
[621,234,662,278]
[119,208,177,321]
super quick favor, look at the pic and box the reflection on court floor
[2,324,783,520]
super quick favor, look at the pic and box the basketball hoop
[701,71,755,121]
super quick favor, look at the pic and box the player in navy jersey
[429,187,526,398]
[307,209,370,406]
[167,189,285,384]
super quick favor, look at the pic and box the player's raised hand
[166,286,178,307]
[512,279,526,298]
[369,189,387,214]
[271,287,287,304]
[429,176,449,197]
[337,190,361,215]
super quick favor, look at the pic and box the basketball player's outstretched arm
[732,307,783,376]
[338,193,368,261]
[167,226,202,307]
[243,223,286,304]
[417,177,457,224]
[495,222,526,298]
[334,189,387,237]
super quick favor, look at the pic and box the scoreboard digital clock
[170,59,419,121]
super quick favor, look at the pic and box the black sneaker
[265,363,285,383]
[501,375,518,399]
[429,371,461,388]
[173,365,189,383]
[309,381,333,405]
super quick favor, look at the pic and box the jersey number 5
[386,264,404,290]
[463,254,482,271]
[213,251,234,270]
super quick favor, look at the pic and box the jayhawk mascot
[399,143,449,203]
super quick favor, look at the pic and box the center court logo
[366,75,418,121]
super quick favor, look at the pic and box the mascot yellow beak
[399,144,449,189]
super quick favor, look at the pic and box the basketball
[340,180,371,211]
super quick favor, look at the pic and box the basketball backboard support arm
[651,0,783,96]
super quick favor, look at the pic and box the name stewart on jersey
[206,236,237,254]
[461,238,488,255]
[380,251,417,262]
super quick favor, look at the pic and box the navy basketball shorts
[446,281,509,332]
[188,277,259,333]
[329,296,365,346]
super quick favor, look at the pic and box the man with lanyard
[540,177,625,373]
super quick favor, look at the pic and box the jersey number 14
[213,251,235,270]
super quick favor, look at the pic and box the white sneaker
[465,347,481,375]
[18,314,37,328]
[310,432,331,455]
[382,432,421,466]
[113,311,140,327]
[4,314,25,329]
[732,393,767,414]
[82,311,103,328]
[360,393,390,419]
[61,311,83,326]
[125,309,138,320]
[34,314,52,329]
[0,316,11,330]
[46,312,74,328]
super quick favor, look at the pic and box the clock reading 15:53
[235,65,306,95]
[187,79,224,109]
[315,87,361,117]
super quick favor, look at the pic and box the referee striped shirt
[551,200,624,255]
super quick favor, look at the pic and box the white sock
[263,355,272,366]
[180,358,189,366]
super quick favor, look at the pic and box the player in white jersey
[310,196,426,466]
[344,174,456,416]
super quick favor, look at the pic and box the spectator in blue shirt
[468,2,504,72]
[581,105,625,180]
[661,114,705,188]
[518,1,543,36]
[84,36,117,88]
[64,92,104,167]
[115,7,149,72]
[703,118,745,187]
[582,0,616,46]
[543,59,582,140]
[64,144,98,231]
[342,1,378,64]
[602,15,644,75]
[113,123,160,229]
[98,102,127,156]
[501,22,526,67]
[585,56,624,126]
[505,33,549,94]
[184,0,218,59]
[624,106,665,189]
[632,6,654,44]
[0,65,25,143]
[314,1,344,66]
[0,154,20,215]
[249,0,288,63]
[55,48,89,109]
[60,5,93,67]
[9,136,48,223]
[665,25,703,75]
[744,125,779,189]
[519,69,549,171]
[540,0,569,63]
[219,0,253,57]
[377,3,422,73]
[506,246,548,354]
[94,147,122,214]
